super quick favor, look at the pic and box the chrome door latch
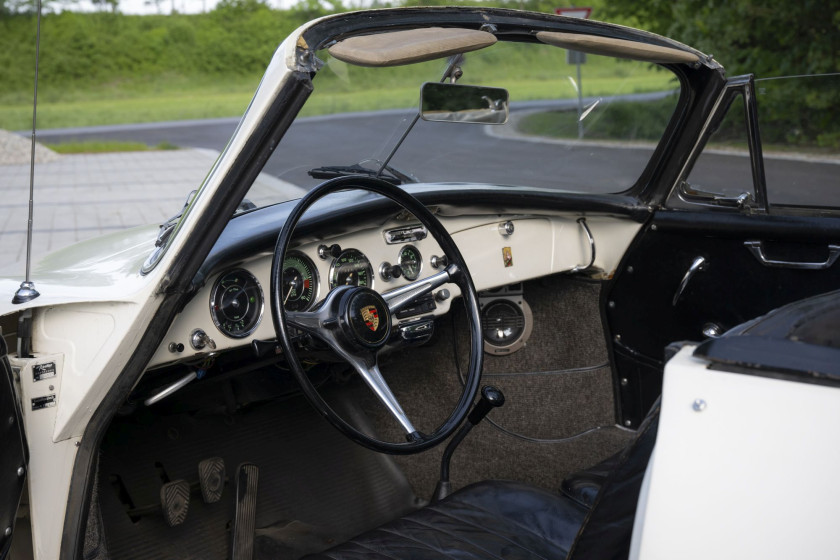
[673,256,708,306]
[744,241,840,270]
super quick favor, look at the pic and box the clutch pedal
[160,479,191,527]
[198,457,226,504]
[231,463,259,560]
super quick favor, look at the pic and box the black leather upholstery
[567,399,660,560]
[560,451,622,509]
[304,481,587,559]
[305,399,661,560]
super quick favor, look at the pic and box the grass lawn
[0,87,258,130]
[0,45,676,130]
[45,140,179,153]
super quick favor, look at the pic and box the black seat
[304,399,660,560]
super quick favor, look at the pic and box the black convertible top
[694,290,840,385]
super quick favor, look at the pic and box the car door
[605,73,840,427]
[0,329,28,559]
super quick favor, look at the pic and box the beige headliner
[536,31,699,64]
[328,27,497,67]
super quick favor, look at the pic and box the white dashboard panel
[148,212,641,368]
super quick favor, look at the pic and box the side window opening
[669,74,840,214]
[757,74,840,210]
[668,91,757,211]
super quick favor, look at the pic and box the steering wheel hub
[341,288,391,348]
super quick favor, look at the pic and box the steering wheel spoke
[285,309,327,334]
[348,357,418,436]
[382,264,458,314]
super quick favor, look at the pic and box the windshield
[244,38,681,210]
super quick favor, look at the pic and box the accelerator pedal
[198,457,226,504]
[160,479,190,527]
[231,463,259,560]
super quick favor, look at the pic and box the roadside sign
[555,7,592,19]
[554,7,593,139]
[567,50,586,64]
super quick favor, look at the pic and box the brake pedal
[231,463,259,560]
[160,479,190,527]
[198,457,226,504]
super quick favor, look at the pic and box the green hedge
[0,0,319,101]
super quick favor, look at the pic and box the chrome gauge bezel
[282,250,320,311]
[209,268,265,339]
[329,248,374,290]
[397,244,423,281]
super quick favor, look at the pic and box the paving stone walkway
[0,149,303,277]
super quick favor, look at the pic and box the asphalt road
[32,104,839,207]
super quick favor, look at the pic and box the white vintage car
[2,7,839,560]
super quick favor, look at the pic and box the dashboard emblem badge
[361,305,379,331]
[502,246,513,267]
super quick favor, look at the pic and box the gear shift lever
[432,385,505,502]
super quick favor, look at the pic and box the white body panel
[10,355,81,560]
[632,346,840,560]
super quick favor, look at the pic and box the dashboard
[148,211,642,368]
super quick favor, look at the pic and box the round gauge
[282,251,319,311]
[330,249,373,289]
[397,245,422,281]
[210,269,264,338]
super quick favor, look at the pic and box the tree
[607,0,839,77]
[605,0,840,148]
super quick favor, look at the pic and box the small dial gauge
[210,269,264,338]
[397,245,422,281]
[282,251,319,311]
[330,249,373,289]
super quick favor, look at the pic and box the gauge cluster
[151,212,603,367]
[150,220,457,366]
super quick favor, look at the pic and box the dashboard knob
[499,221,515,236]
[379,262,403,281]
[430,255,448,269]
[435,289,451,302]
[318,244,342,260]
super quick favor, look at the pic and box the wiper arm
[155,189,196,247]
[308,163,415,185]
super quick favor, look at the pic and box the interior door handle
[673,256,708,306]
[744,241,840,270]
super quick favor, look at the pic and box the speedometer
[330,249,373,289]
[282,251,318,311]
[210,269,264,338]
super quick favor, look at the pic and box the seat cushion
[303,480,588,560]
[560,451,623,509]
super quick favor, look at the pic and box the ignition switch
[190,329,216,351]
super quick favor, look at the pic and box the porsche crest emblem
[360,305,380,331]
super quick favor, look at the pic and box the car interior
[27,13,838,560]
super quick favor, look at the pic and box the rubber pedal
[198,457,226,504]
[160,479,190,527]
[231,463,259,560]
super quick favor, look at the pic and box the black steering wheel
[270,176,483,454]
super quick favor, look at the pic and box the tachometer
[282,251,319,311]
[210,269,264,338]
[397,245,422,281]
[330,249,373,289]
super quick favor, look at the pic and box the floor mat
[97,390,418,560]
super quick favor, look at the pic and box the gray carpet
[363,275,633,500]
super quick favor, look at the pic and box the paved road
[33,104,839,207]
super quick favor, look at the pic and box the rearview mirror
[420,82,509,124]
